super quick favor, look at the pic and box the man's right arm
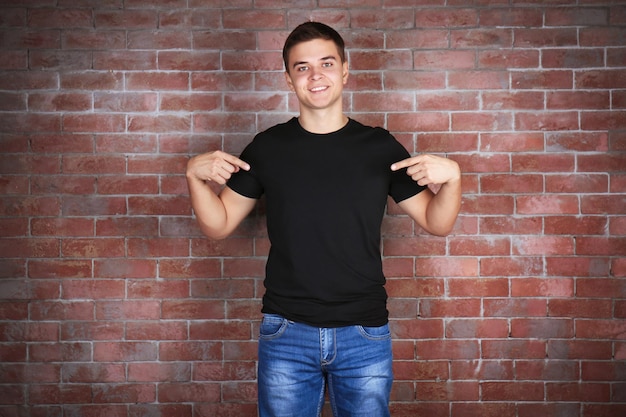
[186,151,257,240]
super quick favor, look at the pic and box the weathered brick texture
[1,1,625,416]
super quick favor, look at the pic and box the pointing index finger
[224,154,250,171]
[391,155,420,171]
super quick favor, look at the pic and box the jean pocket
[357,323,391,340]
[259,314,289,340]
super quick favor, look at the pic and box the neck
[297,109,348,134]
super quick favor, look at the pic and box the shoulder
[258,117,299,138]
[347,118,393,139]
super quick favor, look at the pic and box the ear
[284,70,295,91]
[342,61,349,85]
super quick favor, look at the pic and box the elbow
[427,224,455,237]
[198,224,232,241]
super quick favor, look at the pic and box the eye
[296,65,308,72]
[322,62,333,68]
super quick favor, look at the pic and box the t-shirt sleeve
[226,143,264,199]
[387,136,428,203]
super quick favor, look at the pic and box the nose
[309,66,323,80]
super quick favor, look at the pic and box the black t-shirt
[227,117,426,327]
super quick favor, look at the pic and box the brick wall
[1,1,625,416]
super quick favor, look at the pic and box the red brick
[94,384,156,404]
[582,404,626,417]
[480,216,543,235]
[576,319,626,340]
[129,404,193,416]
[158,383,220,403]
[128,114,191,133]
[30,301,94,321]
[159,258,221,279]
[192,30,256,50]
[480,257,543,277]
[61,279,125,300]
[96,133,157,153]
[30,342,91,363]
[97,175,159,195]
[162,300,224,320]
[159,341,222,361]
[28,8,93,28]
[417,340,480,360]
[386,278,445,298]
[28,384,92,405]
[547,382,610,402]
[451,402,518,417]
[126,72,189,91]
[94,92,158,112]
[127,30,190,49]
[448,278,509,297]
[512,70,573,89]
[511,318,574,338]
[159,9,221,29]
[452,111,513,131]
[420,298,481,318]
[482,340,546,359]
[94,9,157,29]
[450,359,514,381]
[576,237,626,256]
[582,195,626,215]
[0,343,27,362]
[392,360,449,381]
[445,319,508,339]
[64,29,125,49]
[94,342,157,362]
[61,321,124,341]
[60,71,121,91]
[548,340,613,360]
[0,238,60,259]
[193,112,256,134]
[415,8,478,27]
[384,71,445,90]
[516,195,579,215]
[128,362,190,382]
[195,361,256,382]
[515,28,578,47]
[482,381,544,401]
[222,51,283,71]
[479,49,539,69]
[189,320,251,340]
[0,322,59,343]
[414,50,475,70]
[62,363,125,383]
[516,360,579,381]
[94,255,156,278]
[160,92,220,112]
[128,196,190,216]
[63,114,125,133]
[93,50,157,70]
[96,300,160,320]
[127,237,189,258]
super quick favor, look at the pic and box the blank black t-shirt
[227,117,426,327]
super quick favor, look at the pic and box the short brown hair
[282,22,346,72]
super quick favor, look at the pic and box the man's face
[284,38,349,113]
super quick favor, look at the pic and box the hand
[187,150,250,185]
[391,154,460,187]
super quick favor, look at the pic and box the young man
[186,22,461,417]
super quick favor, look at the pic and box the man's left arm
[391,154,462,237]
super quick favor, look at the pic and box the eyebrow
[292,55,337,70]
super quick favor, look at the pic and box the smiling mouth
[309,86,328,92]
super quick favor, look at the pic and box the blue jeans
[257,314,393,417]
